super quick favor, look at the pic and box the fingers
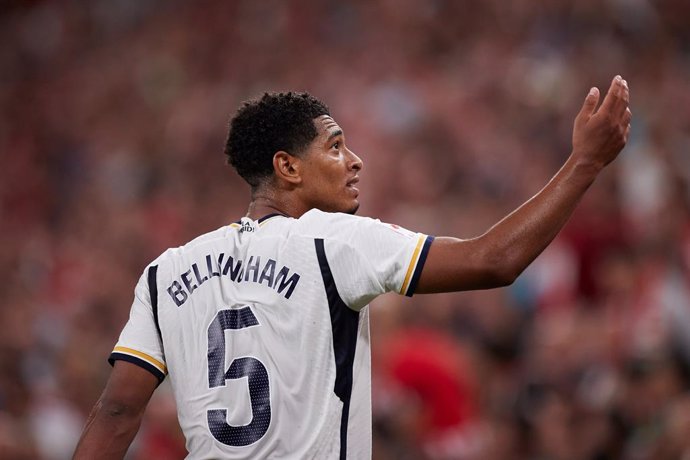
[622,107,632,126]
[598,75,630,120]
[619,78,630,118]
[623,107,632,142]
[575,87,600,127]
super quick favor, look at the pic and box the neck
[246,188,309,220]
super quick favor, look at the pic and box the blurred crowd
[1,0,690,458]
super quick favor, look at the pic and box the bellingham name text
[166,253,300,307]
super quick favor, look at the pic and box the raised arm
[73,361,159,459]
[417,75,631,293]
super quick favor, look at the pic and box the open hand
[572,75,631,170]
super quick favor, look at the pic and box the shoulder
[294,209,420,246]
[295,209,381,237]
[146,225,234,269]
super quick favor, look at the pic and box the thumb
[575,87,600,126]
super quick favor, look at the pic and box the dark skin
[73,361,158,459]
[74,76,631,458]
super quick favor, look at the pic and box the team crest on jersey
[385,222,414,238]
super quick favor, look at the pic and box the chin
[345,202,360,215]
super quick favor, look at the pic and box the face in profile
[296,115,363,214]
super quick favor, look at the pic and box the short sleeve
[108,265,167,382]
[299,210,434,310]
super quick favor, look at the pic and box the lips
[346,176,360,187]
[346,176,360,197]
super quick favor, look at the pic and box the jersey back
[110,210,433,459]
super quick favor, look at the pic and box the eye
[331,141,340,150]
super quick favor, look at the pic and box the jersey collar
[232,213,287,225]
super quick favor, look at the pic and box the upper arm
[75,265,167,459]
[73,361,159,459]
[415,236,515,293]
[100,360,159,415]
[109,266,167,382]
[102,264,167,409]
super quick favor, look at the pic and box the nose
[347,148,363,171]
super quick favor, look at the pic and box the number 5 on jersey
[207,306,271,447]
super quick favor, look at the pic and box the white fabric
[113,210,430,459]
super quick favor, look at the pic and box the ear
[273,151,302,186]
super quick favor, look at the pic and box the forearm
[414,77,630,294]
[73,398,144,460]
[477,154,601,283]
[418,155,601,292]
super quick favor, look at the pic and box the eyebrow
[327,129,343,141]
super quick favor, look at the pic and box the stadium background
[2,0,690,458]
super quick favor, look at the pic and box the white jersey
[110,209,433,459]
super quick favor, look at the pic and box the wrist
[569,151,606,177]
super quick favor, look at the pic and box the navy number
[207,306,271,447]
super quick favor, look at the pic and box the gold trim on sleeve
[400,235,426,295]
[113,346,167,374]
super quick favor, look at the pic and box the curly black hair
[225,92,330,188]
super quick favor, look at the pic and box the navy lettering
[193,263,208,286]
[244,256,261,283]
[275,267,300,299]
[170,253,300,307]
[207,254,221,278]
[167,281,188,307]
[222,256,242,281]
[258,259,276,288]
[181,269,198,293]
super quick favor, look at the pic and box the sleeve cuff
[108,347,167,383]
[401,235,434,297]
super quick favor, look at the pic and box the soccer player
[74,76,631,459]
